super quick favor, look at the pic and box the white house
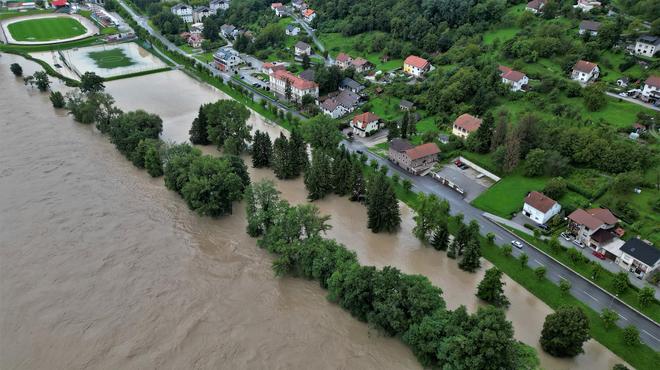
[617,238,660,279]
[498,66,528,92]
[574,0,602,12]
[641,75,660,103]
[285,24,300,36]
[213,47,242,71]
[193,6,212,23]
[350,112,381,137]
[578,20,601,36]
[210,0,229,13]
[269,69,319,103]
[452,113,482,139]
[571,60,599,83]
[171,3,193,23]
[522,191,561,225]
[634,35,660,57]
[292,0,304,10]
[294,41,311,57]
[302,8,316,23]
[319,90,360,118]
[221,24,238,38]
[525,0,546,13]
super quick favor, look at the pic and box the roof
[51,0,67,6]
[568,209,604,230]
[526,0,546,11]
[271,70,318,90]
[286,24,298,31]
[637,35,660,46]
[271,2,283,8]
[336,52,352,62]
[299,69,315,81]
[524,191,557,213]
[303,8,315,17]
[263,62,286,72]
[295,41,310,50]
[172,3,191,10]
[573,60,598,73]
[351,57,370,67]
[405,143,440,161]
[399,99,414,109]
[353,112,380,128]
[453,113,482,133]
[340,77,364,91]
[321,90,359,112]
[620,238,660,266]
[586,208,618,225]
[579,20,601,31]
[645,75,660,89]
[591,228,615,244]
[221,24,236,32]
[390,138,414,152]
[404,55,430,69]
[499,66,526,82]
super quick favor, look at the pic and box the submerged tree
[366,172,400,233]
[476,267,509,307]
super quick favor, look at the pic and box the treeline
[245,179,536,369]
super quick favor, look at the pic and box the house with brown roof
[571,60,599,83]
[335,53,353,69]
[641,75,660,103]
[388,139,440,175]
[262,62,286,75]
[302,8,316,23]
[403,55,431,77]
[452,113,482,139]
[318,90,360,118]
[522,191,561,224]
[350,112,381,137]
[525,0,546,13]
[567,208,618,246]
[498,66,528,92]
[351,57,373,73]
[269,69,319,103]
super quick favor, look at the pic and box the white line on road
[642,330,660,342]
[533,259,544,267]
[583,291,599,302]
[617,313,628,321]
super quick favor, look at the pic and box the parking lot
[433,160,495,202]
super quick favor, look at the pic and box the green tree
[189,104,211,145]
[79,72,105,94]
[284,78,293,101]
[540,306,590,357]
[301,53,311,69]
[144,140,163,177]
[304,150,334,200]
[548,236,563,254]
[244,180,286,237]
[591,263,603,280]
[349,161,366,202]
[49,91,65,108]
[523,148,546,177]
[304,115,342,151]
[638,286,655,307]
[622,325,639,346]
[32,71,50,92]
[459,238,481,272]
[93,93,121,134]
[181,155,244,217]
[10,63,22,76]
[519,252,528,268]
[109,110,163,161]
[413,193,449,243]
[600,308,619,330]
[163,143,202,194]
[430,221,450,251]
[613,271,629,295]
[502,244,513,257]
[476,267,509,307]
[366,172,400,233]
[534,266,547,280]
[502,129,520,173]
[332,156,353,196]
[251,130,272,168]
[583,83,607,111]
[559,278,571,295]
[402,178,412,192]
[543,177,567,200]
[272,133,293,179]
[469,112,494,153]
[289,128,308,175]
[225,154,251,192]
[205,100,252,154]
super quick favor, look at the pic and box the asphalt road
[343,139,660,350]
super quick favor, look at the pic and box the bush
[49,91,65,108]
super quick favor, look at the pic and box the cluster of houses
[270,1,315,23]
[521,191,659,280]
[525,0,602,14]
[171,0,229,24]
[336,53,374,73]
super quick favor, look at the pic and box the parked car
[537,224,549,231]
[511,240,523,249]
[252,83,260,87]
[454,159,463,167]
[572,239,585,249]
[592,251,606,260]
[560,232,572,241]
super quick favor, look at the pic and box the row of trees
[189,100,252,155]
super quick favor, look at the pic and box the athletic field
[88,49,137,69]
[7,17,87,42]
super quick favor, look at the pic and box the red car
[592,251,606,260]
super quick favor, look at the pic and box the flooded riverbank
[0,54,626,369]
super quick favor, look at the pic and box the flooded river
[0,55,626,369]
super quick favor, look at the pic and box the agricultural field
[7,17,87,42]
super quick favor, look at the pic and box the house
[567,208,618,246]
[213,47,242,71]
[292,0,304,10]
[271,2,282,10]
[574,0,602,12]
[388,139,440,175]
[269,69,319,103]
[634,35,660,57]
[522,191,561,225]
[399,99,414,111]
[193,6,212,23]
[221,24,238,39]
[350,112,381,137]
[303,8,316,23]
[617,238,660,279]
[335,53,353,69]
[498,66,528,92]
[403,55,431,77]
[285,24,300,36]
[616,77,630,87]
[190,23,204,34]
[262,62,286,75]
[187,33,203,48]
[351,57,373,73]
[579,20,601,36]
[571,60,599,83]
[299,68,315,82]
[171,3,193,23]
[210,0,229,13]
[525,0,546,13]
[294,41,311,57]
[632,122,648,134]
[641,75,660,103]
[339,77,365,94]
[452,113,482,139]
[319,90,360,118]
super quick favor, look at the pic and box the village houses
[319,90,360,118]
[403,55,431,77]
[269,69,319,103]
[388,139,440,175]
[210,0,229,13]
[193,6,212,23]
[641,75,660,103]
[171,3,193,23]
[335,53,353,69]
[286,24,300,36]
[525,0,546,13]
[303,8,316,23]
[213,47,242,71]
[294,41,311,58]
[498,66,528,92]
[571,60,599,83]
[634,35,660,57]
[350,112,381,137]
[574,0,602,12]
[339,77,365,94]
[522,191,561,225]
[617,238,660,280]
[399,99,414,111]
[221,24,239,39]
[567,208,620,247]
[578,20,601,36]
[452,113,482,139]
[351,57,373,73]
[261,62,286,75]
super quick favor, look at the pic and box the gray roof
[638,35,660,46]
[579,20,601,31]
[320,90,359,112]
[399,99,414,108]
[295,41,310,50]
[390,138,414,152]
[340,77,364,92]
[299,69,315,81]
[620,238,660,266]
[221,24,236,32]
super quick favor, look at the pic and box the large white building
[171,3,193,23]
[634,35,660,57]
[210,0,229,12]
[641,75,660,103]
[617,238,660,280]
[522,191,561,225]
[269,70,319,103]
[213,47,242,71]
[571,60,599,83]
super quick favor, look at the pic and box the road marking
[642,330,660,342]
[533,259,544,267]
[617,313,628,321]
[583,291,599,302]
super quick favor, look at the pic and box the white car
[511,240,523,249]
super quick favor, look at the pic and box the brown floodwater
[0,56,626,369]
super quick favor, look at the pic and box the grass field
[88,48,136,69]
[471,173,550,217]
[7,17,87,42]
[320,31,404,71]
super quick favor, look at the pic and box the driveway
[434,165,489,202]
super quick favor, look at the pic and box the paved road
[343,139,660,350]
[606,92,660,112]
[292,15,333,66]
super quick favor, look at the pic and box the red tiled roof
[645,75,660,89]
[336,53,351,62]
[498,65,512,74]
[303,9,315,17]
[352,112,379,129]
[351,57,370,67]
[52,0,68,6]
[272,70,318,90]
[526,0,546,11]
[404,55,429,70]
[499,65,526,82]
[573,60,597,74]
[568,209,603,230]
[405,143,440,161]
[271,3,283,9]
[453,113,482,133]
[524,191,557,213]
[587,208,618,225]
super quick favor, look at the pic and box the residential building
[270,2,282,10]
[522,191,561,225]
[641,75,660,103]
[285,24,300,36]
[292,0,304,10]
[171,3,193,23]
[567,208,618,245]
[452,113,482,139]
[388,139,440,175]
[351,57,373,73]
[193,6,212,23]
[339,77,365,94]
[498,66,528,92]
[303,8,316,23]
[187,33,203,48]
[525,0,546,13]
[571,60,599,82]
[616,77,630,87]
[190,23,204,34]
[275,6,290,17]
[294,41,311,57]
[403,55,431,77]
[574,0,602,12]
[617,238,660,279]
[269,69,319,103]
[319,90,360,118]
[399,99,414,111]
[221,24,238,38]
[634,35,660,57]
[579,20,601,36]
[213,47,242,71]
[299,68,315,82]
[210,0,229,13]
[350,112,381,137]
[335,53,353,69]
[261,62,286,75]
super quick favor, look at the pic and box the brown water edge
[1,54,627,369]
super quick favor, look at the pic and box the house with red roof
[388,139,440,175]
[351,57,373,73]
[403,55,431,77]
[525,0,546,13]
[567,207,619,247]
[498,66,528,92]
[522,191,561,224]
[335,53,353,69]
[452,113,482,139]
[269,69,319,103]
[641,75,660,103]
[261,62,286,75]
[350,112,381,137]
[302,8,316,22]
[571,60,599,83]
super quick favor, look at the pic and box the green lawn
[471,173,550,218]
[483,27,520,45]
[8,17,87,42]
[88,48,136,68]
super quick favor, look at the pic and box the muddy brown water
[0,55,626,369]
